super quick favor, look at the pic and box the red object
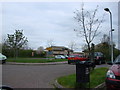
[106,55,120,90]
[68,54,88,61]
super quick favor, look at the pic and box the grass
[57,67,108,88]
[7,58,67,63]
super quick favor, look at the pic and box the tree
[94,42,120,61]
[74,4,104,56]
[4,30,28,58]
[0,43,2,53]
[101,34,110,44]
[36,46,44,54]
[68,41,77,51]
[81,44,88,51]
[46,39,55,47]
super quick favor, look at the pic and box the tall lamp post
[104,8,114,63]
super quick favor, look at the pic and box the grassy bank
[7,58,67,63]
[57,67,108,88]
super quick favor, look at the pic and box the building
[72,52,84,55]
[46,46,73,57]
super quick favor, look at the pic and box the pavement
[6,61,111,68]
[6,61,68,65]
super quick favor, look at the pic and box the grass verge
[7,58,67,63]
[57,67,108,88]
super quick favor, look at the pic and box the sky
[0,1,119,51]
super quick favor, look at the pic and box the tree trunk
[87,43,91,60]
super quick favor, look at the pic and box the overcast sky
[1,1,118,51]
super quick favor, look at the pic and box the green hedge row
[2,49,46,58]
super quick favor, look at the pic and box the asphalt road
[2,64,76,88]
[2,64,110,88]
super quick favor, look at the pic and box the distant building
[72,52,84,55]
[45,46,73,57]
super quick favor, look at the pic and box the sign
[46,47,52,51]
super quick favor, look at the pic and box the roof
[46,46,72,51]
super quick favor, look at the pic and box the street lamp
[104,8,114,63]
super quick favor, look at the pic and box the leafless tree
[36,46,44,54]
[0,43,2,53]
[101,34,110,44]
[81,44,88,51]
[68,41,77,51]
[74,4,105,54]
[46,39,55,47]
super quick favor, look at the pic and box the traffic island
[6,61,67,65]
[6,58,68,65]
[54,67,108,88]
[54,79,106,89]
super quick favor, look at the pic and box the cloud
[2,2,118,51]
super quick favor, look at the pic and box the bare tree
[36,46,44,54]
[46,39,55,47]
[68,41,77,51]
[101,34,110,44]
[74,4,105,54]
[81,44,88,51]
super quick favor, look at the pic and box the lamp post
[104,8,114,63]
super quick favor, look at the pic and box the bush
[2,49,14,58]
[18,49,33,58]
[2,49,33,58]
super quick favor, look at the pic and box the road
[2,64,110,88]
[2,64,76,88]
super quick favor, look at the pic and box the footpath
[6,61,68,65]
